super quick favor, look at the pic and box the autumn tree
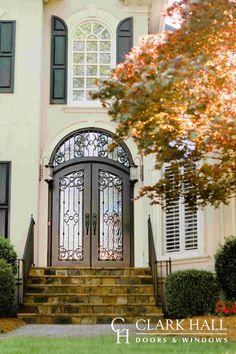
[94,0,236,208]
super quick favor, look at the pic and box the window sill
[62,103,106,114]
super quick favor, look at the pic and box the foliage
[215,236,236,300]
[0,236,17,275]
[165,269,219,318]
[0,259,15,317]
[215,299,236,316]
[94,0,236,208]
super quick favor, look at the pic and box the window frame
[68,19,116,107]
[0,162,11,238]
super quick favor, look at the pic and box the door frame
[47,147,136,267]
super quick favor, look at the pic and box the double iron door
[51,162,131,267]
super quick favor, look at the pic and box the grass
[0,336,235,354]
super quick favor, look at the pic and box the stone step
[28,275,153,286]
[24,293,156,305]
[17,313,164,324]
[19,267,162,325]
[26,284,154,295]
[30,267,151,277]
[20,303,161,315]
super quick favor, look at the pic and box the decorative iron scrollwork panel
[98,170,123,261]
[58,170,84,261]
[53,130,130,167]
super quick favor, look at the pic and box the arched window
[51,129,131,168]
[71,21,112,103]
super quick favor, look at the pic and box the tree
[94,0,236,208]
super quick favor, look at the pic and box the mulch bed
[0,318,25,333]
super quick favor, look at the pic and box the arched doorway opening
[48,128,135,267]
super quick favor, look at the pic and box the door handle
[85,213,90,235]
[93,213,97,235]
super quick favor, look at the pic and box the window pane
[73,90,84,101]
[87,53,97,64]
[93,23,104,34]
[73,65,85,76]
[100,53,111,64]
[73,78,84,88]
[73,41,85,51]
[81,23,92,34]
[74,30,86,40]
[87,78,97,89]
[100,29,111,39]
[87,65,98,76]
[86,41,98,52]
[100,41,111,52]
[86,90,95,100]
[100,66,111,76]
[88,35,97,40]
[74,53,85,64]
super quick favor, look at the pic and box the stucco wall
[0,0,43,256]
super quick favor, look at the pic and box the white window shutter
[164,164,198,254]
[165,166,180,253]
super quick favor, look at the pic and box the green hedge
[215,236,236,300]
[0,236,17,275]
[0,259,16,317]
[165,269,219,318]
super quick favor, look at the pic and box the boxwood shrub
[0,236,17,275]
[165,269,219,318]
[0,259,16,317]
[215,236,236,300]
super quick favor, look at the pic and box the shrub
[0,259,15,317]
[165,269,219,318]
[215,236,236,300]
[0,236,17,275]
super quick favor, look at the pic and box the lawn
[0,336,235,354]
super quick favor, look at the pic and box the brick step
[20,303,161,315]
[24,293,156,305]
[30,267,151,277]
[28,275,153,286]
[26,284,154,295]
[17,313,163,324]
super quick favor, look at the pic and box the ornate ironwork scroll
[53,130,130,167]
[58,170,84,261]
[98,170,123,261]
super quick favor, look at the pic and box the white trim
[62,105,105,113]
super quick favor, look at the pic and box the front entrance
[49,129,133,267]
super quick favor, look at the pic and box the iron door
[51,162,131,267]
